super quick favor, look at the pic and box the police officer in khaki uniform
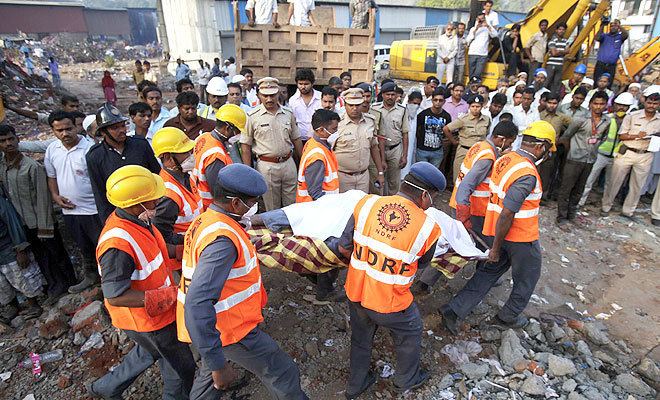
[444,94,490,182]
[356,82,386,195]
[240,77,303,210]
[371,82,409,195]
[334,88,385,193]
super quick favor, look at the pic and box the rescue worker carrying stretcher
[440,121,557,334]
[338,162,446,398]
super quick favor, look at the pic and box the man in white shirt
[511,88,540,149]
[246,0,280,27]
[467,13,497,81]
[289,68,322,141]
[483,0,499,28]
[287,0,317,26]
[45,111,103,293]
[437,23,458,85]
[196,59,211,104]
[143,86,171,142]
[482,93,507,137]
[143,61,158,83]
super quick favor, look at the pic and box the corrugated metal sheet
[425,8,451,26]
[0,4,87,34]
[84,8,131,36]
[128,8,158,44]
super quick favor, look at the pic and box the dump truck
[233,4,376,86]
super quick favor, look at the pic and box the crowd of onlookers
[0,0,658,327]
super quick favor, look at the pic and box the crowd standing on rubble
[0,1,658,399]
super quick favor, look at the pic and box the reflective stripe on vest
[176,211,265,344]
[98,227,167,282]
[162,171,203,232]
[449,141,496,216]
[192,133,232,207]
[483,152,542,242]
[96,213,175,332]
[345,195,441,313]
[296,140,340,203]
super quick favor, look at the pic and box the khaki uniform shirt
[446,113,490,149]
[526,31,547,63]
[334,113,378,173]
[540,110,572,138]
[371,102,408,144]
[618,110,660,151]
[241,104,301,157]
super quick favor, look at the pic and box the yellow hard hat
[215,104,247,133]
[106,165,166,208]
[524,120,557,151]
[151,127,195,158]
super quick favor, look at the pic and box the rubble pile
[38,34,160,65]
[408,317,658,400]
[0,58,57,138]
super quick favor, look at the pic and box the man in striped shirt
[545,23,569,94]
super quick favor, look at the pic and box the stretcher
[246,191,488,279]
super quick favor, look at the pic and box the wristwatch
[378,171,384,175]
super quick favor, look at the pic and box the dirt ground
[3,61,657,399]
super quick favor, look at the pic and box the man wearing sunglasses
[192,104,246,210]
[440,121,556,335]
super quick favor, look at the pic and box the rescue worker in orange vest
[191,104,245,209]
[90,165,196,399]
[414,121,518,295]
[152,127,203,274]
[295,109,346,303]
[178,163,308,399]
[338,162,445,398]
[440,121,556,334]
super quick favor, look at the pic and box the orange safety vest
[160,169,203,270]
[449,141,496,216]
[96,212,175,332]
[344,195,441,313]
[482,152,542,242]
[176,208,267,344]
[296,138,340,203]
[191,131,233,209]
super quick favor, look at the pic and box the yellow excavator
[615,36,660,86]
[389,0,610,88]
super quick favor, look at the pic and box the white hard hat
[643,84,660,97]
[581,77,594,87]
[231,74,246,84]
[82,114,96,131]
[614,92,635,106]
[206,77,228,96]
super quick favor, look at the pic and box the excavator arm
[615,36,660,85]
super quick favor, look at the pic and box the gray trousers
[347,301,423,392]
[419,215,485,287]
[454,63,466,84]
[190,328,307,400]
[467,55,487,80]
[579,153,613,206]
[545,64,564,94]
[93,322,196,400]
[92,344,157,399]
[448,239,542,322]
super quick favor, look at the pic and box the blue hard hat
[574,64,587,74]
